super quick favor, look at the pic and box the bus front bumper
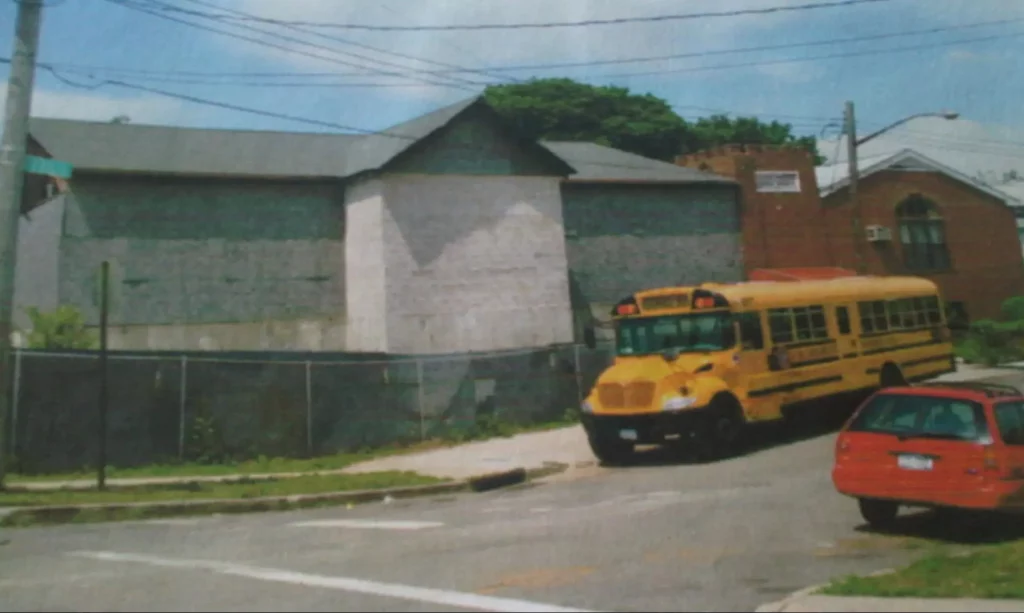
[581,407,712,445]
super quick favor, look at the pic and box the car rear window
[847,393,990,442]
[994,401,1024,446]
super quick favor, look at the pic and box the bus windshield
[616,312,735,357]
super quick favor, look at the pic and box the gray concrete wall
[344,178,389,352]
[13,195,65,332]
[380,174,574,354]
[103,315,347,351]
[562,183,743,338]
[57,177,346,348]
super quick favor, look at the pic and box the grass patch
[823,539,1024,599]
[9,412,581,485]
[0,471,441,508]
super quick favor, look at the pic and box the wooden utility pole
[0,0,44,489]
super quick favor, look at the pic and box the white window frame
[755,170,802,193]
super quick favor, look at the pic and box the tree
[483,78,822,163]
[23,305,97,350]
[484,78,688,162]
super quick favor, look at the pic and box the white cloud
[0,83,182,124]
[756,60,825,83]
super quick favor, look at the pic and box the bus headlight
[662,396,698,411]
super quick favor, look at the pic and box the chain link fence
[8,343,615,474]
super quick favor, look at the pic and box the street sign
[23,155,73,179]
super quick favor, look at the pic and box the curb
[0,464,570,528]
[753,567,899,613]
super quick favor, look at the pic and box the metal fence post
[178,355,187,459]
[10,347,20,458]
[573,343,583,405]
[305,360,313,455]
[416,358,426,441]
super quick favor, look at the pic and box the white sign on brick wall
[755,171,802,193]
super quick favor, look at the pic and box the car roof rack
[915,381,1023,398]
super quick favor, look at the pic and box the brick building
[677,145,1024,322]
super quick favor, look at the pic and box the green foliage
[185,412,229,465]
[956,297,1024,366]
[23,305,97,350]
[483,78,821,162]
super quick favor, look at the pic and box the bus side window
[737,312,765,351]
[836,306,851,335]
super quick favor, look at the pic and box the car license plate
[897,454,934,471]
[619,429,638,441]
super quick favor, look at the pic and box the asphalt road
[5,373,1023,613]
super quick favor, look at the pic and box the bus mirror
[662,348,681,362]
[583,327,597,349]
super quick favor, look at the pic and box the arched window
[897,195,950,271]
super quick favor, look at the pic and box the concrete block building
[17,96,742,353]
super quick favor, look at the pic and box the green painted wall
[59,177,346,326]
[386,106,564,176]
[562,183,743,335]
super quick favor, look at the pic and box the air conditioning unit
[865,225,893,243]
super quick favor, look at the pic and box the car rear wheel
[858,498,899,527]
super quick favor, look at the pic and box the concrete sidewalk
[757,593,1024,612]
[340,424,597,481]
[12,425,598,491]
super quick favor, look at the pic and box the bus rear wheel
[880,363,907,388]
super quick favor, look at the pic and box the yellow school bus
[579,274,955,464]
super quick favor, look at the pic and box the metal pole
[97,261,110,490]
[305,360,312,455]
[416,358,426,441]
[573,343,583,406]
[845,100,866,275]
[0,0,45,490]
[178,355,187,459]
[10,347,21,462]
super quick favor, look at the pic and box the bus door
[734,312,781,421]
[834,304,859,359]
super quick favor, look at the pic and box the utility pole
[0,0,45,489]
[845,100,866,275]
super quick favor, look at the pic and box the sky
[1,0,1023,168]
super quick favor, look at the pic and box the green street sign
[24,155,73,179]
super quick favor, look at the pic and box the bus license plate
[897,454,934,471]
[619,429,638,441]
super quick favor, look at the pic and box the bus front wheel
[695,395,746,461]
[588,433,634,466]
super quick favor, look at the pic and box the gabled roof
[542,141,734,185]
[27,96,731,186]
[815,148,1022,207]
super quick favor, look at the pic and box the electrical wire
[27,17,1022,80]
[135,0,901,32]
[178,0,518,85]
[104,0,482,92]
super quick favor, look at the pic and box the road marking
[289,519,443,530]
[70,551,597,613]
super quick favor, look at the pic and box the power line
[178,0,517,85]
[104,0,482,92]
[27,16,1020,82]
[433,17,1024,75]
[588,29,1024,79]
[139,0,900,32]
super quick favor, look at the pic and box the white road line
[289,519,444,530]
[69,551,597,613]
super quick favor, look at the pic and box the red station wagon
[832,381,1024,527]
